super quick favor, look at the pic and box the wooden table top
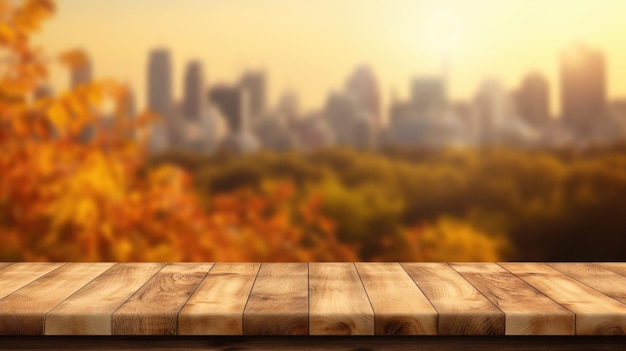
[0,262,624,336]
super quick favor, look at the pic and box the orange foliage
[0,0,355,262]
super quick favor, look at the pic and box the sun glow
[426,11,465,59]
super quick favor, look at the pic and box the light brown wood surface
[549,263,626,305]
[243,263,308,335]
[401,263,505,335]
[45,263,166,335]
[451,263,574,335]
[111,263,213,335]
[309,263,374,335]
[595,262,626,276]
[500,262,626,335]
[0,263,12,271]
[0,262,65,300]
[178,263,260,335]
[0,262,624,336]
[355,262,437,335]
[0,262,114,335]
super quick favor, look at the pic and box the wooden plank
[178,263,260,335]
[112,263,212,335]
[44,263,166,335]
[595,262,626,276]
[355,262,437,335]
[500,262,626,335]
[0,262,114,335]
[243,263,308,335]
[0,263,12,271]
[549,263,626,305]
[451,263,574,335]
[310,263,374,335]
[0,262,65,300]
[401,263,504,335]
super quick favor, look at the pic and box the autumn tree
[0,0,355,262]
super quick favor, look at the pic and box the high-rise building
[325,92,359,146]
[70,52,92,88]
[147,48,173,119]
[209,84,262,153]
[560,43,607,135]
[410,77,446,115]
[240,71,266,122]
[147,48,174,152]
[209,85,243,131]
[474,79,535,146]
[183,61,205,121]
[515,72,550,130]
[345,65,381,126]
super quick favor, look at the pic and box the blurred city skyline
[34,0,626,118]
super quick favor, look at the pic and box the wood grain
[355,262,437,335]
[112,263,213,335]
[549,263,626,305]
[500,262,626,335]
[178,263,260,335]
[45,263,166,335]
[401,263,504,335]
[451,263,574,335]
[0,262,114,335]
[595,262,626,276]
[0,263,12,271]
[0,262,65,300]
[243,263,308,335]
[309,263,374,335]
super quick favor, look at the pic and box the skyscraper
[560,43,607,136]
[147,48,173,119]
[515,72,550,130]
[209,85,242,131]
[410,77,446,115]
[147,48,173,152]
[183,61,205,121]
[216,88,260,154]
[345,65,381,126]
[70,52,92,88]
[239,71,266,121]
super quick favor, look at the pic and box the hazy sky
[34,0,626,118]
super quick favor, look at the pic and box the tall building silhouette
[474,79,535,146]
[183,61,205,121]
[345,65,381,127]
[70,52,92,88]
[209,85,242,131]
[147,48,173,152]
[560,43,607,136]
[410,77,446,115]
[239,71,266,121]
[515,72,550,130]
[214,87,260,154]
[147,48,173,119]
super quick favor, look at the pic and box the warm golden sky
[34,0,626,118]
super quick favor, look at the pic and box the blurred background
[1,0,626,262]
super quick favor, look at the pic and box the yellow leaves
[46,101,69,133]
[406,217,510,262]
[75,198,98,227]
[12,0,55,34]
[0,22,14,44]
